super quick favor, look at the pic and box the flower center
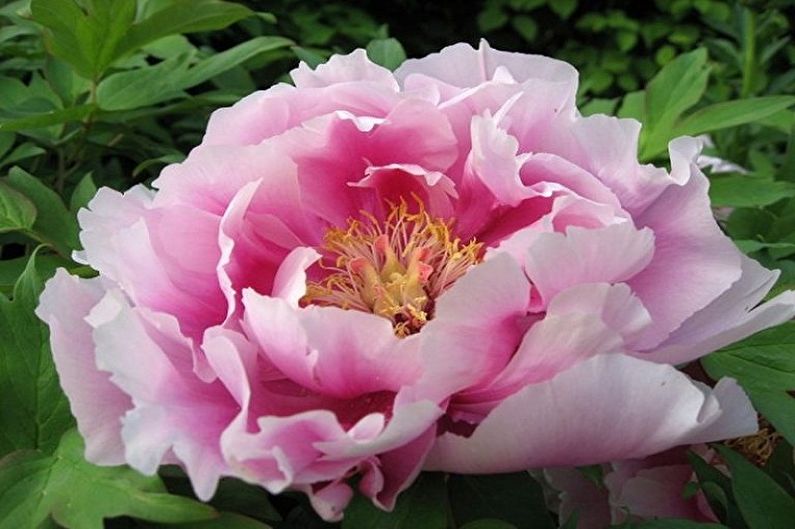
[302,200,483,337]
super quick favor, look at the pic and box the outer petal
[630,141,743,349]
[77,187,226,340]
[647,255,795,364]
[35,271,131,465]
[395,40,577,91]
[87,291,238,500]
[291,49,399,89]
[425,354,757,472]
[202,49,400,148]
[222,399,441,500]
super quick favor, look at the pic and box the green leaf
[726,208,776,242]
[674,96,795,138]
[778,119,795,182]
[0,252,72,457]
[746,387,795,445]
[549,0,577,19]
[715,446,795,529]
[733,240,795,254]
[617,90,645,121]
[4,167,79,254]
[95,54,192,111]
[30,0,137,79]
[133,153,185,178]
[702,322,795,390]
[341,473,448,529]
[0,105,93,133]
[366,38,407,71]
[96,37,292,111]
[0,254,72,294]
[0,429,217,529]
[688,451,745,528]
[118,0,253,58]
[177,36,293,90]
[0,182,36,233]
[478,7,508,32]
[0,142,46,169]
[708,174,795,207]
[69,173,97,213]
[701,322,795,443]
[448,473,555,529]
[641,48,710,160]
[511,15,538,42]
[292,46,329,69]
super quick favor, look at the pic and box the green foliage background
[1,1,794,528]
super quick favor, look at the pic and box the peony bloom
[37,41,795,519]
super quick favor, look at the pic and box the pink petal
[647,255,795,364]
[267,99,458,226]
[425,354,757,472]
[217,180,310,321]
[242,290,423,399]
[272,247,322,307]
[78,187,227,340]
[544,467,611,529]
[361,427,437,511]
[87,291,238,499]
[202,51,400,148]
[524,222,655,308]
[630,143,742,349]
[396,40,577,91]
[351,163,459,219]
[414,253,531,402]
[35,271,131,465]
[291,49,399,90]
[454,283,647,416]
[609,465,704,520]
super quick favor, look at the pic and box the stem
[740,7,756,99]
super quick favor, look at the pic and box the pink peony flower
[545,446,721,528]
[37,41,795,519]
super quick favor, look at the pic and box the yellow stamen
[302,200,482,336]
[724,418,781,467]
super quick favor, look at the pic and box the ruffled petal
[396,40,577,92]
[524,223,655,308]
[630,142,743,349]
[242,289,423,399]
[646,255,795,364]
[425,354,757,472]
[35,271,131,465]
[454,283,648,416]
[87,291,238,499]
[291,49,399,90]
